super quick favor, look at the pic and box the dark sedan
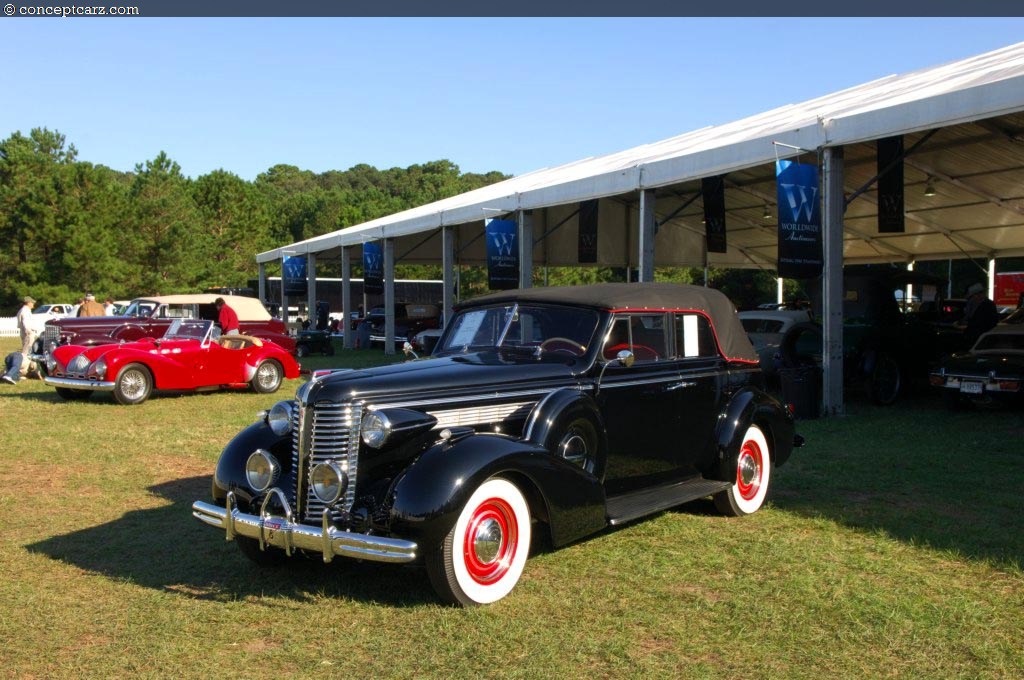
[930,325,1024,409]
[193,283,801,606]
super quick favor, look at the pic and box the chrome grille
[292,400,363,523]
[43,324,61,346]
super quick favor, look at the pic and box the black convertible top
[460,283,758,363]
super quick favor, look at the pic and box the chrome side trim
[192,496,418,564]
[426,401,533,429]
[374,387,564,410]
[44,376,116,392]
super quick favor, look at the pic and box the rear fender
[389,433,606,549]
[713,387,796,477]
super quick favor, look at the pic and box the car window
[162,305,196,319]
[741,318,784,333]
[602,314,667,362]
[674,314,718,359]
[975,333,1024,351]
[436,304,599,357]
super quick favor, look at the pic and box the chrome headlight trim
[245,449,281,492]
[361,411,391,448]
[310,461,348,506]
[266,401,295,436]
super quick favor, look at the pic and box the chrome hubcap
[739,454,758,486]
[120,370,146,400]
[559,433,589,469]
[472,518,503,564]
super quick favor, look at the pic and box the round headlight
[46,353,60,374]
[90,357,108,380]
[245,449,281,492]
[266,401,295,436]
[68,353,90,374]
[310,462,347,505]
[361,411,391,448]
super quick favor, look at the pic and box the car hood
[299,352,581,405]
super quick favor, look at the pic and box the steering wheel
[540,337,586,356]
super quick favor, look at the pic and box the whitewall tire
[714,424,771,517]
[426,477,531,607]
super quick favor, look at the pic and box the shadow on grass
[765,390,1024,569]
[26,475,438,608]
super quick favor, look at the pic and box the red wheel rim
[463,497,518,585]
[736,439,763,501]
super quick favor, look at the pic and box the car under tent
[255,41,1024,418]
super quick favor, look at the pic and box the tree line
[0,127,511,310]
[2,126,802,313]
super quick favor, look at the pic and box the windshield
[122,300,158,318]
[434,303,600,359]
[974,331,1024,352]
[165,318,214,343]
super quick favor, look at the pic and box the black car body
[193,283,801,606]
[930,324,1024,409]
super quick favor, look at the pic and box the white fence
[0,317,18,337]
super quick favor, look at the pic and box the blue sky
[2,18,1023,180]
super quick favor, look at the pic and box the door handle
[666,381,696,391]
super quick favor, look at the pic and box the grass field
[1,336,1021,678]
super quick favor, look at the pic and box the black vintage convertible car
[193,283,802,606]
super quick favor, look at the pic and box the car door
[671,312,724,476]
[596,313,687,494]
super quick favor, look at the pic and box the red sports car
[44,319,301,405]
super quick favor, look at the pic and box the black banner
[776,160,823,280]
[877,135,905,233]
[578,199,599,263]
[701,176,727,253]
[282,256,307,296]
[362,242,383,295]
[485,219,519,290]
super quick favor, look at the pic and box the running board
[606,477,732,525]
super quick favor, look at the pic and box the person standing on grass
[77,293,105,317]
[215,297,240,336]
[4,296,37,384]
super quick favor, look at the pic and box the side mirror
[615,349,635,368]
[402,341,419,360]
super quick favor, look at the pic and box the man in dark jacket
[963,282,999,346]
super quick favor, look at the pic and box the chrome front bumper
[44,375,116,392]
[192,490,418,564]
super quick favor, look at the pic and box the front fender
[714,387,796,475]
[388,433,606,549]
[211,421,292,505]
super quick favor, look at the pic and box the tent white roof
[258,41,1024,270]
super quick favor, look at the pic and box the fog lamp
[245,449,281,492]
[266,401,295,436]
[361,411,391,448]
[310,462,348,505]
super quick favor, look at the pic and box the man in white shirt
[3,296,37,384]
